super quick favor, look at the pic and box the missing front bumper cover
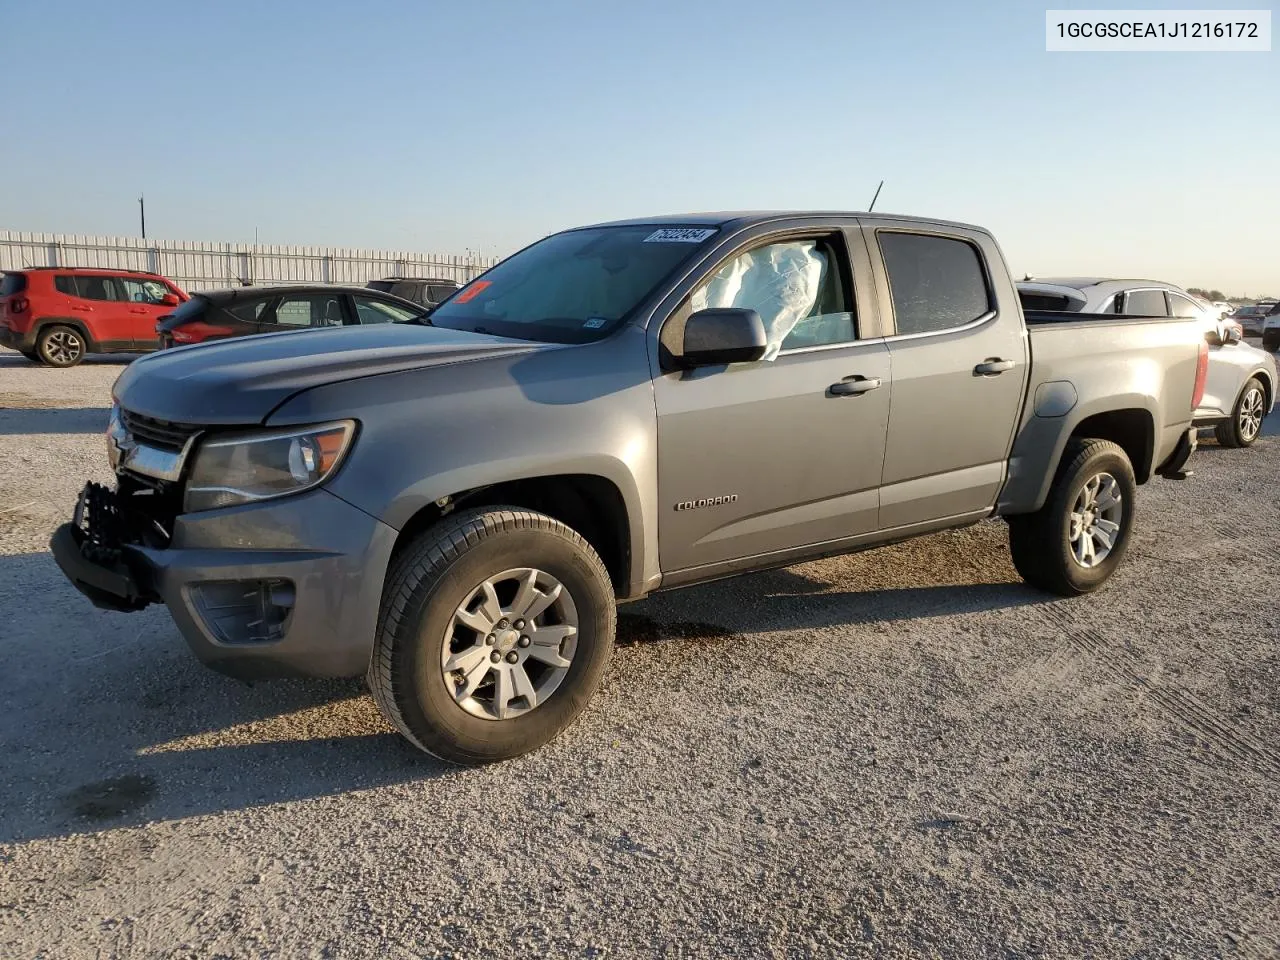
[50,483,156,612]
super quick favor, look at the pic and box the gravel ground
[2,345,1278,959]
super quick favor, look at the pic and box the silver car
[1020,278,1276,447]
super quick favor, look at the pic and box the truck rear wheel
[1007,438,1136,596]
[368,507,616,764]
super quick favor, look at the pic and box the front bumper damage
[51,481,397,679]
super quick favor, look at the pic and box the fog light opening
[190,578,296,645]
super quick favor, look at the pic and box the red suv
[0,268,188,367]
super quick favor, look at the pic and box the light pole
[139,195,146,239]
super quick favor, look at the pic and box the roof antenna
[867,180,885,212]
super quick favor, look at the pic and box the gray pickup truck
[52,211,1205,763]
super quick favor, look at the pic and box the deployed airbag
[691,242,825,360]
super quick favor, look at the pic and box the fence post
[47,241,60,267]
[322,255,332,284]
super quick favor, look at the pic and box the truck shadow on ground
[0,406,111,435]
[0,540,1045,846]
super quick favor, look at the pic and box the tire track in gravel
[1033,602,1280,778]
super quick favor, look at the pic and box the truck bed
[995,313,1202,515]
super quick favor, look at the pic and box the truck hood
[113,324,551,424]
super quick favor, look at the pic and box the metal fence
[0,231,501,292]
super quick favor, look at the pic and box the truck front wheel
[1007,438,1137,596]
[367,507,616,764]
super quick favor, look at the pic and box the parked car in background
[157,285,425,348]
[0,267,187,367]
[1211,300,1234,318]
[53,211,1205,763]
[365,277,460,310]
[1261,302,1280,352]
[1229,302,1276,337]
[1018,278,1276,447]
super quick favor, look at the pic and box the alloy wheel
[43,331,83,365]
[1068,472,1123,568]
[441,567,579,721]
[1239,387,1264,443]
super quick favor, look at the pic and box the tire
[1214,377,1266,448]
[36,325,87,368]
[1263,335,1280,353]
[1007,438,1137,597]
[368,506,616,764]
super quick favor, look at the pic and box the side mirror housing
[1223,323,1242,345]
[161,293,180,307]
[680,308,768,368]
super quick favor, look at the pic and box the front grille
[121,409,201,452]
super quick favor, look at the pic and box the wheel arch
[1247,368,1274,413]
[1066,408,1155,484]
[32,317,99,353]
[389,473,633,598]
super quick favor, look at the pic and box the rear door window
[427,284,459,303]
[878,232,992,336]
[1122,290,1169,316]
[271,295,345,327]
[75,275,126,302]
[54,276,78,296]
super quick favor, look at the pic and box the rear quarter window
[168,296,210,320]
[0,273,28,296]
[226,300,266,322]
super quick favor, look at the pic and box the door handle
[974,358,1015,375]
[828,375,882,397]
[72,305,92,312]
[129,308,147,314]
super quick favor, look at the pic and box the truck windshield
[429,225,718,343]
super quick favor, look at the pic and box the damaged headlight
[184,421,356,512]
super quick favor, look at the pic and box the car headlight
[184,421,356,512]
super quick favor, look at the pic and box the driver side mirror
[160,293,180,307]
[679,308,768,368]
[1223,323,1242,345]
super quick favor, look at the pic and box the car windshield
[428,225,719,344]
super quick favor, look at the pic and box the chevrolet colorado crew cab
[52,212,1205,764]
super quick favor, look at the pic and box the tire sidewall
[392,525,615,762]
[38,326,85,367]
[1046,447,1137,593]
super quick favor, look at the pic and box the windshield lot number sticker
[644,228,717,243]
[583,317,607,329]
[452,280,492,304]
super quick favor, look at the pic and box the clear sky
[3,0,1276,294]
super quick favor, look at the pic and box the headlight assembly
[184,421,355,512]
